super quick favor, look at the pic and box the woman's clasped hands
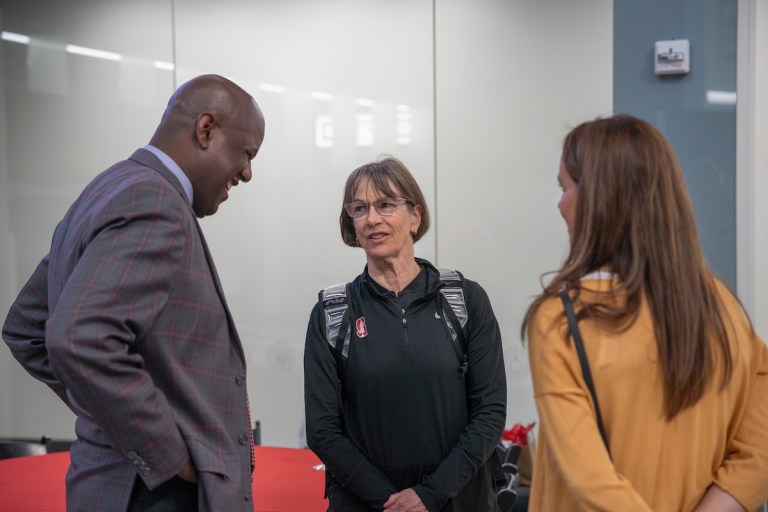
[383,488,428,512]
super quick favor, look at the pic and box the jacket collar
[359,257,443,297]
[128,148,190,205]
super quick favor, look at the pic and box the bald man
[3,74,266,512]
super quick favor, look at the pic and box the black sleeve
[412,279,507,511]
[303,300,398,508]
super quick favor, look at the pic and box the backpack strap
[320,283,352,389]
[436,271,507,492]
[319,271,502,492]
[438,269,468,328]
[320,269,470,386]
[437,268,469,378]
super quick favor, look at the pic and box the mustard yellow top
[528,276,768,511]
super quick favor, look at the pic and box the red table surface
[0,446,327,512]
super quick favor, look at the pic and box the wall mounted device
[654,39,690,75]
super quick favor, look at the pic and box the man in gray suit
[2,74,266,511]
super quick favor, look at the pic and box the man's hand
[177,459,198,483]
[383,488,427,512]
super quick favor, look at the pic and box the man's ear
[195,113,216,149]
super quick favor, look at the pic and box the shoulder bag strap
[559,291,612,458]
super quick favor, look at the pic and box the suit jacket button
[236,375,245,386]
[239,434,248,445]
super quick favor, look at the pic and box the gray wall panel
[614,0,738,289]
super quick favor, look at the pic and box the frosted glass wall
[173,0,437,446]
[0,0,176,437]
[0,0,612,446]
[434,0,612,430]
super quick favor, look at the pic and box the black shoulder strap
[559,291,611,458]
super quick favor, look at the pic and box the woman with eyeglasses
[304,156,507,512]
[523,115,768,511]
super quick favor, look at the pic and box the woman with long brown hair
[523,115,768,511]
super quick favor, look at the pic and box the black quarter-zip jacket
[304,259,507,512]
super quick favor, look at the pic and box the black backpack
[319,268,469,386]
[318,268,507,493]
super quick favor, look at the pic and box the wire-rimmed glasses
[343,197,412,219]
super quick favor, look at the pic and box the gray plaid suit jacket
[3,148,254,511]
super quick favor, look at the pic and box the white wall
[434,0,612,429]
[174,0,438,446]
[0,6,12,435]
[738,0,768,340]
[1,0,611,446]
[0,0,177,438]
[755,1,768,340]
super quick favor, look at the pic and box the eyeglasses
[344,197,412,219]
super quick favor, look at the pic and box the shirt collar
[581,271,618,281]
[144,144,193,205]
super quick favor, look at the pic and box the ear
[410,204,423,234]
[195,113,216,149]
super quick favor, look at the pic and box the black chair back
[0,436,52,460]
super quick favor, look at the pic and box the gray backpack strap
[437,268,469,377]
[438,269,467,326]
[320,283,353,396]
[321,282,351,359]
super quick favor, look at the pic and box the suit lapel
[128,149,246,361]
[193,220,245,354]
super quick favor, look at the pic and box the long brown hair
[522,114,734,420]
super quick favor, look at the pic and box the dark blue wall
[614,0,737,288]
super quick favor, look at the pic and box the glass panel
[435,0,613,427]
[173,0,435,446]
[0,0,175,436]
